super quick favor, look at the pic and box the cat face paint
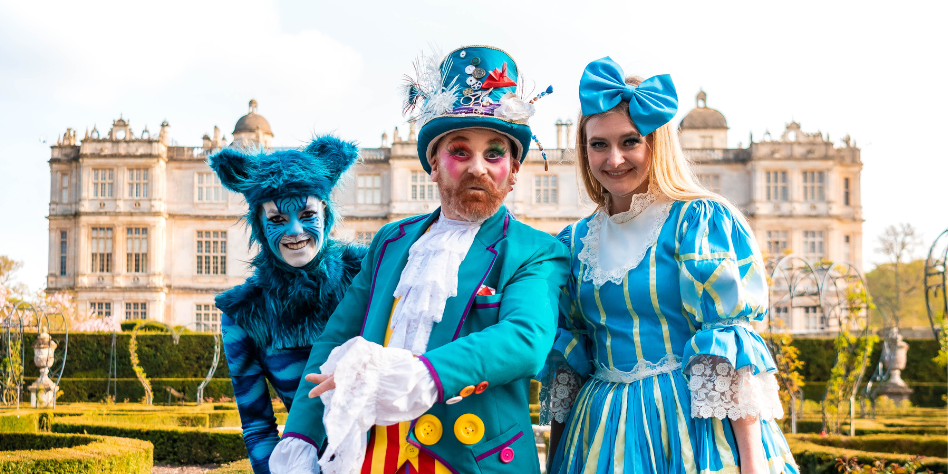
[260,196,324,267]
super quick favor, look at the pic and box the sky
[0,0,946,292]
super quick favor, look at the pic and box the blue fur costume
[210,137,367,474]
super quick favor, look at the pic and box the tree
[0,256,27,299]
[873,224,923,328]
[866,260,927,328]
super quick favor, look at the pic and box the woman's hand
[305,373,335,398]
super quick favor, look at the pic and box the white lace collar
[578,189,672,287]
[389,216,481,355]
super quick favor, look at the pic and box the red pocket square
[477,285,496,296]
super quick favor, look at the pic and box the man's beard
[440,173,512,223]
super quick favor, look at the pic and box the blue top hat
[404,46,550,173]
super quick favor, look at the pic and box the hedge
[210,459,253,473]
[792,338,944,384]
[787,434,948,474]
[800,381,947,408]
[0,412,50,433]
[793,419,946,436]
[23,377,234,403]
[53,419,245,465]
[22,332,229,379]
[0,432,152,474]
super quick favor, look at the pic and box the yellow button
[454,414,485,445]
[405,445,419,457]
[460,385,476,397]
[414,414,443,445]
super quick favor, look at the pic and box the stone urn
[878,327,913,404]
[28,332,59,408]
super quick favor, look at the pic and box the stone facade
[45,103,270,328]
[47,93,862,333]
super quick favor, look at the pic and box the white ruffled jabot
[390,216,481,355]
[578,188,673,288]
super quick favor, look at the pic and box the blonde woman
[540,57,798,474]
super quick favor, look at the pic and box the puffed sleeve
[539,223,593,425]
[676,200,784,421]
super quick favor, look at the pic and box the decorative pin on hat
[402,46,554,173]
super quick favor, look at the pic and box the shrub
[22,332,229,379]
[0,432,152,474]
[23,377,234,403]
[209,459,253,473]
[788,434,948,474]
[73,412,211,428]
[53,419,246,465]
[0,412,48,433]
[208,411,241,428]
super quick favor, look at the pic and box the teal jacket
[282,206,569,473]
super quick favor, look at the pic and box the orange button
[405,445,419,457]
[460,385,476,397]
[414,414,443,445]
[474,381,489,394]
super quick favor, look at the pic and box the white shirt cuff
[269,437,319,474]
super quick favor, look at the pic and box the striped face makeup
[260,196,324,267]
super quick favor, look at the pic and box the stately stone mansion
[46,94,862,333]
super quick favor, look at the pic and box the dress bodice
[564,200,696,372]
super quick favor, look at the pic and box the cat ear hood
[209,135,359,208]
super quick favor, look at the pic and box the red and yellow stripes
[361,422,450,474]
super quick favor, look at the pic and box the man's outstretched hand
[305,373,335,398]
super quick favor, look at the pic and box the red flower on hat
[481,62,517,89]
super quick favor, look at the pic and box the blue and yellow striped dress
[545,199,797,474]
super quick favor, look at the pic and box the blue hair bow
[579,57,678,136]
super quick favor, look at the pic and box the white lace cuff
[317,337,437,474]
[269,437,320,474]
[688,355,784,421]
[539,365,583,425]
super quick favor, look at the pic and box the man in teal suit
[270,45,568,474]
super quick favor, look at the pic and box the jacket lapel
[426,206,510,348]
[359,212,436,344]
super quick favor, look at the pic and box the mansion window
[697,174,721,193]
[802,171,825,201]
[127,169,149,198]
[196,304,221,332]
[60,172,69,203]
[126,227,148,273]
[534,175,559,204]
[59,231,67,276]
[196,172,225,203]
[92,169,114,198]
[773,305,790,328]
[803,230,824,261]
[125,302,147,320]
[90,227,113,273]
[357,174,382,204]
[356,231,375,244]
[804,306,825,331]
[410,171,438,201]
[196,231,227,275]
[843,235,852,263]
[90,302,112,319]
[766,230,788,256]
[843,177,851,206]
[765,171,788,201]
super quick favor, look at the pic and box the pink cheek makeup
[442,144,471,180]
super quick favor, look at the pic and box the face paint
[260,195,325,267]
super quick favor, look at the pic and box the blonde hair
[575,76,747,225]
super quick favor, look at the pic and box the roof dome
[233,99,273,136]
[679,90,727,130]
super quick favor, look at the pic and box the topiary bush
[0,412,49,433]
[788,434,948,474]
[209,459,253,473]
[0,432,152,473]
[53,419,245,465]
